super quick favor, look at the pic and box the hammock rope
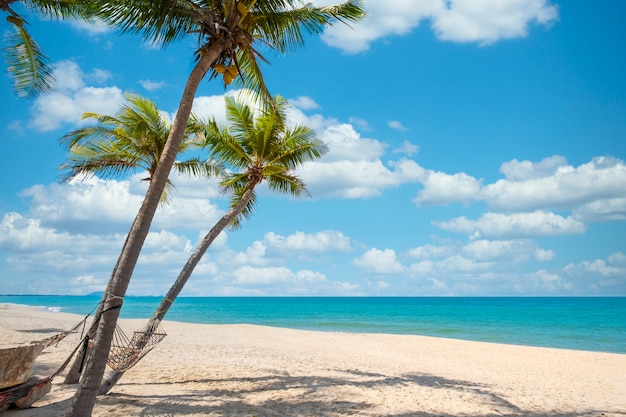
[106,320,167,372]
[0,313,91,410]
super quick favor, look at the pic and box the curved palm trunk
[64,44,224,417]
[64,240,131,384]
[97,187,255,394]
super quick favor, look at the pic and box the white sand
[1,303,625,416]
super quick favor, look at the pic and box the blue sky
[1,0,625,296]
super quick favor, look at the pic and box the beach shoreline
[1,303,625,416]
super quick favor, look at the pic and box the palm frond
[252,0,365,54]
[3,23,54,98]
[59,141,145,182]
[92,0,200,47]
[228,185,258,230]
[25,0,97,20]
[174,157,223,178]
[265,170,308,197]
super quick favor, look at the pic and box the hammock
[107,320,167,372]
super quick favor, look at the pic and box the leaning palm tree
[67,2,364,416]
[98,94,328,394]
[58,93,216,384]
[2,0,93,98]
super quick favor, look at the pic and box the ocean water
[1,295,625,354]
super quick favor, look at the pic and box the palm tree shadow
[95,370,624,417]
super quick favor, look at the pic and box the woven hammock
[107,321,166,372]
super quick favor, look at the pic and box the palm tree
[59,93,213,204]
[98,94,328,394]
[66,2,364,415]
[1,0,93,98]
[58,93,215,384]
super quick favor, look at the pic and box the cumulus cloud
[19,173,223,234]
[421,156,626,241]
[192,95,229,124]
[29,60,125,132]
[523,270,572,293]
[482,156,626,214]
[499,155,567,180]
[289,96,320,110]
[228,266,328,295]
[564,253,626,278]
[264,230,352,253]
[462,239,554,262]
[319,124,385,162]
[285,112,425,198]
[407,239,554,282]
[413,170,482,206]
[408,243,457,259]
[301,158,424,199]
[393,141,420,156]
[320,0,559,53]
[353,248,405,274]
[435,211,586,239]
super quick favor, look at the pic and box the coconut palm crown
[92,0,365,98]
[59,93,215,204]
[204,93,327,228]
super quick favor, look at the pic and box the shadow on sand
[83,369,623,417]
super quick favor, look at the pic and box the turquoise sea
[1,295,625,354]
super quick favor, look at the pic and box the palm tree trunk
[64,240,130,384]
[98,188,254,394]
[63,44,223,417]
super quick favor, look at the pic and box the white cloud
[413,170,482,206]
[232,241,269,266]
[289,96,320,110]
[264,230,352,253]
[564,253,626,278]
[408,243,457,259]
[435,211,586,239]
[320,0,558,53]
[302,158,424,199]
[572,198,626,222]
[29,60,125,132]
[139,79,166,92]
[388,120,408,131]
[348,117,371,131]
[91,69,112,84]
[192,95,228,124]
[353,248,405,274]
[482,156,626,214]
[67,17,112,35]
[393,140,420,156]
[431,0,559,45]
[19,173,223,234]
[232,266,326,287]
[319,124,385,162]
[462,239,553,262]
[523,270,572,293]
[499,155,567,180]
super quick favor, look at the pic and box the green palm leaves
[91,0,364,97]
[2,0,94,98]
[205,94,328,227]
[60,94,210,204]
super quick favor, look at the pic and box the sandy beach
[1,303,625,417]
